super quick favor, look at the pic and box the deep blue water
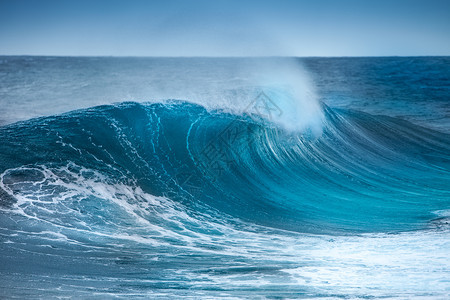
[0,57,449,298]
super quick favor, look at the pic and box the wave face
[2,101,449,231]
[1,100,450,298]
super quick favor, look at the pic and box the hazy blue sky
[1,0,449,56]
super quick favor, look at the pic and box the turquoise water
[0,57,449,298]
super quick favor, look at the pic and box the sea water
[0,56,449,298]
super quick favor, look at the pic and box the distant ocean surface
[0,56,449,298]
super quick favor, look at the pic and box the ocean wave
[1,101,449,234]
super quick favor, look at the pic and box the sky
[0,0,449,56]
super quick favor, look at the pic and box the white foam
[433,209,450,217]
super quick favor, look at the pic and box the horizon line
[1,54,449,58]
